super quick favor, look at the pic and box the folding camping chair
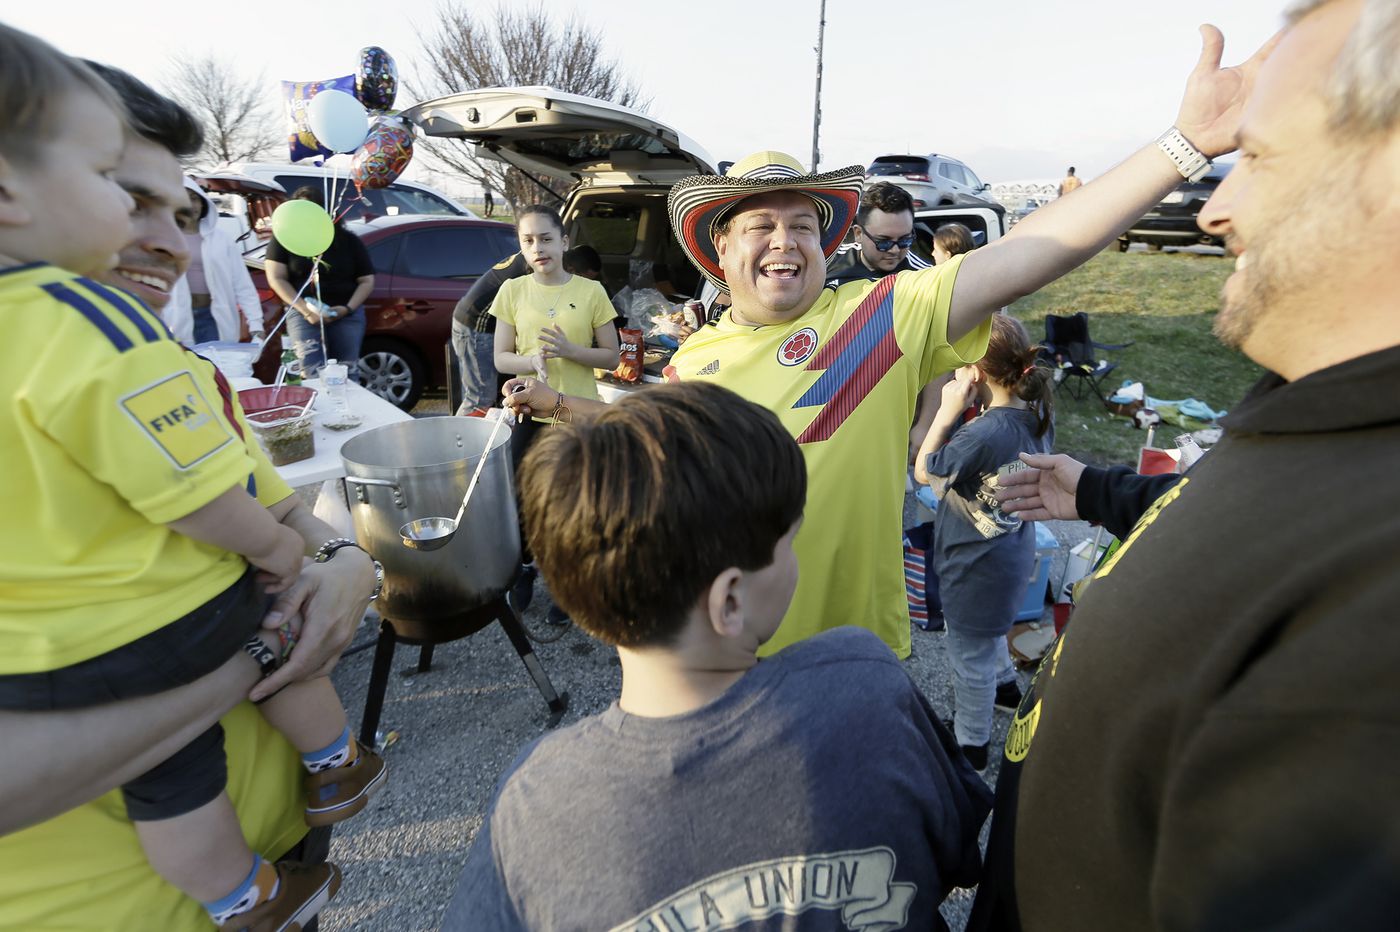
[1039,312,1134,402]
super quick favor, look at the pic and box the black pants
[0,571,268,820]
[510,415,545,563]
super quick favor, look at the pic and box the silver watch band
[1156,127,1212,183]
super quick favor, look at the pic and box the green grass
[1007,248,1263,466]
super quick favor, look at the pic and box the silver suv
[866,154,993,207]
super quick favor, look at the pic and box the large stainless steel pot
[341,417,520,640]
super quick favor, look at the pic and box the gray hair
[1288,0,1400,138]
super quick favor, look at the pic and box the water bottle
[321,359,351,417]
[279,336,302,385]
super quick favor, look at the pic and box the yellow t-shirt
[0,263,305,928]
[668,256,989,659]
[490,273,616,413]
[0,264,293,674]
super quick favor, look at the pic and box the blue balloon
[307,89,368,154]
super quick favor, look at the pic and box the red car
[245,215,518,408]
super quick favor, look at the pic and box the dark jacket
[971,345,1400,931]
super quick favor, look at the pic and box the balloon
[352,119,414,190]
[355,47,398,112]
[270,200,334,257]
[282,75,356,162]
[306,89,368,154]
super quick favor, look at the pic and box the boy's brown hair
[519,382,807,647]
[0,24,126,165]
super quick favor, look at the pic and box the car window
[938,162,960,182]
[367,237,399,275]
[963,167,984,189]
[397,228,507,279]
[577,202,642,256]
[868,157,930,176]
[271,175,464,221]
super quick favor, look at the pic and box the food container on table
[193,341,263,380]
[247,407,316,466]
[237,385,317,416]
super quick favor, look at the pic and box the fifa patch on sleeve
[120,371,235,469]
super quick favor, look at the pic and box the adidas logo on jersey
[698,359,721,376]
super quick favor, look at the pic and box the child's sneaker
[305,747,387,827]
[217,861,341,932]
[994,681,1024,712]
[960,742,989,773]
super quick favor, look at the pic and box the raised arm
[947,25,1282,342]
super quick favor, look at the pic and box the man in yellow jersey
[506,27,1273,661]
[0,59,379,930]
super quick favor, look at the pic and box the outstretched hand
[993,453,1087,522]
[1175,24,1284,158]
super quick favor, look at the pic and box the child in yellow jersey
[492,205,618,623]
[0,26,380,930]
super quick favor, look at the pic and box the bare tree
[411,4,648,213]
[164,54,280,168]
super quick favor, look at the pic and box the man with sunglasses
[825,182,930,287]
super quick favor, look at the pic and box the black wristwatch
[314,537,384,601]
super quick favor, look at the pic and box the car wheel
[359,338,425,410]
[1117,238,1130,253]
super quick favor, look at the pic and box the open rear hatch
[402,86,716,186]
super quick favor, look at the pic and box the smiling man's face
[92,136,194,309]
[714,191,827,326]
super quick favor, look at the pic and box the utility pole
[811,0,826,172]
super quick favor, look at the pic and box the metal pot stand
[358,596,569,747]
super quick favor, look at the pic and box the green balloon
[270,200,334,257]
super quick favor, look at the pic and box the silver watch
[1156,127,1212,182]
[314,537,384,601]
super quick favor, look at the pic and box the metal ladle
[399,389,522,551]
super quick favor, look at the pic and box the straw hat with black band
[667,151,866,293]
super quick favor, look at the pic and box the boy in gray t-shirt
[442,382,991,931]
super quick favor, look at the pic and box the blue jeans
[191,305,219,345]
[287,308,367,380]
[450,318,499,412]
[944,625,1016,747]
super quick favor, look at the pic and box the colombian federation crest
[777,327,819,367]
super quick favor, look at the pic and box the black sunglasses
[863,230,916,252]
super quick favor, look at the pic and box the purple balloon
[355,47,398,112]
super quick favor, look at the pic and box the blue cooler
[1015,523,1058,621]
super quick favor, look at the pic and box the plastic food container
[247,408,315,466]
[193,341,263,380]
[237,385,317,416]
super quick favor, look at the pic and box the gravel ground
[316,398,1092,931]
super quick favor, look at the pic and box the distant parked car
[1118,162,1232,252]
[245,215,518,408]
[866,153,994,207]
[198,163,476,254]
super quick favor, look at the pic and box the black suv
[1118,162,1231,251]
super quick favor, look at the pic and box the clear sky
[10,0,1287,191]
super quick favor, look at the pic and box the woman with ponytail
[913,314,1055,772]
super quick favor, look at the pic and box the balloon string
[256,267,318,355]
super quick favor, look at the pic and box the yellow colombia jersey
[491,273,616,415]
[0,263,295,674]
[0,263,305,928]
[668,255,989,659]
